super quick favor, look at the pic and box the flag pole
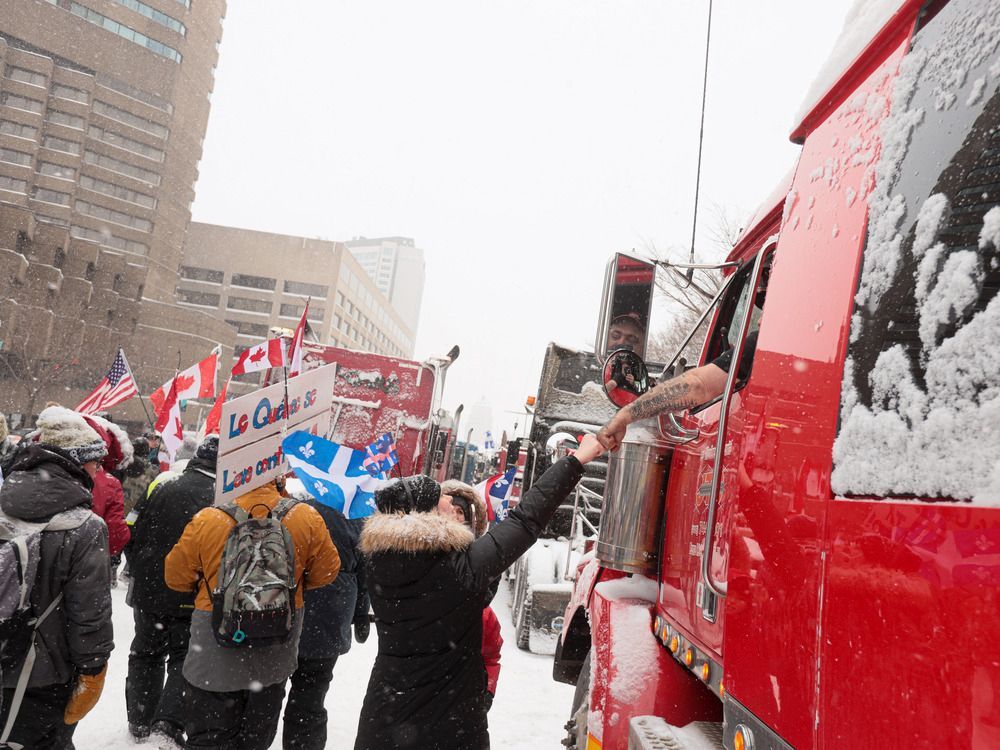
[120,350,157,431]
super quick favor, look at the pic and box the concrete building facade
[0,0,235,426]
[180,222,417,390]
[345,236,425,331]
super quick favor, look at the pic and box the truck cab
[554,1,1000,747]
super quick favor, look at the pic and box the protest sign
[218,363,336,453]
[214,412,327,503]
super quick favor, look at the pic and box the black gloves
[484,691,494,712]
[353,615,371,644]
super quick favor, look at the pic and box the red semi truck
[299,341,459,479]
[553,1,1000,748]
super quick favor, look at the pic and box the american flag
[75,349,139,415]
[363,432,399,478]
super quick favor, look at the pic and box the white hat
[36,406,108,465]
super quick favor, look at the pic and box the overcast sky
[192,0,856,440]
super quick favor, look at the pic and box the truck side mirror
[545,431,579,460]
[602,349,650,407]
[594,252,656,363]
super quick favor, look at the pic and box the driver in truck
[605,312,646,358]
[598,259,771,452]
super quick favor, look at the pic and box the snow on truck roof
[791,0,919,143]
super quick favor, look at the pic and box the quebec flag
[486,466,517,521]
[283,430,385,519]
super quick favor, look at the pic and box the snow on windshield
[832,0,1000,504]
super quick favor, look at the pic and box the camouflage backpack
[210,497,299,648]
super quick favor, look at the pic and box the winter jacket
[164,483,342,613]
[482,606,502,696]
[121,455,158,517]
[125,455,216,615]
[90,469,130,556]
[355,455,584,750]
[298,499,369,660]
[164,483,341,692]
[0,445,113,688]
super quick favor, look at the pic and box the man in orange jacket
[165,480,340,750]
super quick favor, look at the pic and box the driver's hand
[597,415,628,452]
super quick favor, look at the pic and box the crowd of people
[0,404,605,750]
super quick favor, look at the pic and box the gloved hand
[64,665,107,725]
[484,690,494,712]
[353,615,371,644]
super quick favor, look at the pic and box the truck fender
[585,578,721,750]
[553,557,622,684]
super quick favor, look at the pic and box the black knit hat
[375,475,441,514]
[196,435,219,463]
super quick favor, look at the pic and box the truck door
[657,242,774,661]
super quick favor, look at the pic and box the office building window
[0,148,32,166]
[279,303,324,322]
[50,84,89,104]
[95,75,172,114]
[66,3,182,62]
[111,0,186,35]
[2,93,43,114]
[35,212,69,226]
[5,67,46,87]
[179,265,224,283]
[177,289,220,307]
[226,320,269,337]
[0,120,38,139]
[76,200,152,232]
[231,273,276,291]
[92,101,168,139]
[0,175,27,193]
[83,150,161,185]
[80,174,156,208]
[88,125,164,161]
[33,187,71,205]
[227,296,272,314]
[46,110,86,129]
[42,136,81,155]
[283,280,329,297]
[70,224,148,255]
[336,291,345,307]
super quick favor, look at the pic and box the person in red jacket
[440,479,504,709]
[82,415,133,558]
[481,605,503,708]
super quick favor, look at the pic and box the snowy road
[76,579,574,748]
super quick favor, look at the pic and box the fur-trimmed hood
[360,511,474,556]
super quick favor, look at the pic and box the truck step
[628,717,723,750]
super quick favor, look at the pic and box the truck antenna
[686,0,714,283]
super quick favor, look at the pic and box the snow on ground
[75,577,573,748]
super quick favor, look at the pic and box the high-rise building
[180,223,417,392]
[0,0,234,424]
[345,236,425,332]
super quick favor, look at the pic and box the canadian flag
[231,338,286,376]
[154,379,184,463]
[288,300,309,377]
[149,348,219,414]
[200,377,229,438]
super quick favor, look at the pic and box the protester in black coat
[354,435,603,750]
[282,500,370,750]
[123,436,218,743]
